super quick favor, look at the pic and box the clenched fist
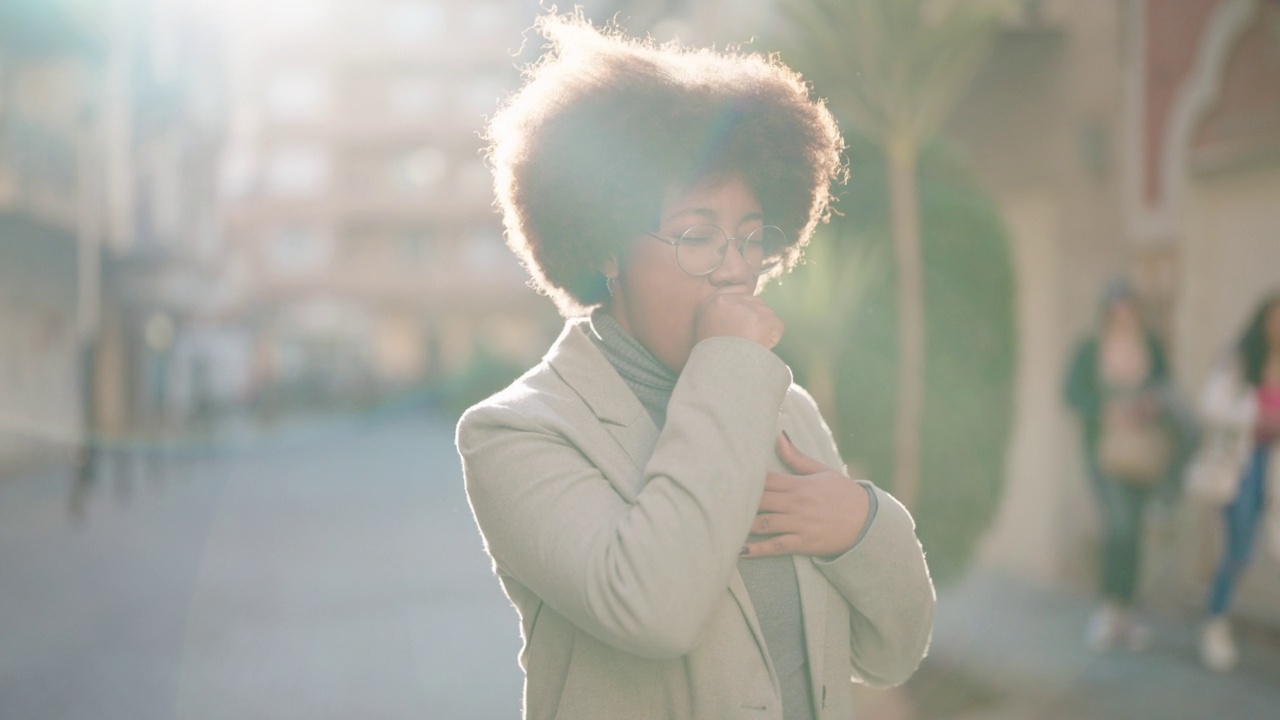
[693,288,784,349]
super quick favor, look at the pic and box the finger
[741,533,802,558]
[763,472,797,492]
[776,432,828,475]
[750,512,796,536]
[765,327,783,349]
[757,489,792,513]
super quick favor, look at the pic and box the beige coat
[457,320,935,719]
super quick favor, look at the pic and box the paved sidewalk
[885,570,1280,720]
[0,413,524,720]
[4,411,1278,719]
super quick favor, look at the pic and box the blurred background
[1,0,1278,718]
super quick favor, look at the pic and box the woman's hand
[693,288,784,349]
[741,433,871,559]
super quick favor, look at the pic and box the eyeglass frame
[641,224,788,277]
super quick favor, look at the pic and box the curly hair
[485,12,845,316]
[1237,291,1280,388]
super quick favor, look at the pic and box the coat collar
[546,319,647,427]
[546,319,659,482]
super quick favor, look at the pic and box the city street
[0,412,523,720]
[3,411,1279,719]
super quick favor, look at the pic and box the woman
[456,14,935,720]
[1065,282,1184,652]
[1196,292,1280,672]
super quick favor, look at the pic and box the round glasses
[643,224,787,277]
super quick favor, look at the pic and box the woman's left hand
[742,433,872,559]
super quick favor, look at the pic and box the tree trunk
[887,133,924,512]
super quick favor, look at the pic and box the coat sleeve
[786,387,936,687]
[457,337,791,660]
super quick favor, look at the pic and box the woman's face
[1105,298,1141,335]
[607,174,764,372]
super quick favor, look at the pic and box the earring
[605,274,617,297]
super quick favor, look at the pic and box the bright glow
[265,68,332,121]
[266,146,330,197]
[387,77,445,118]
[185,0,332,39]
[384,1,448,45]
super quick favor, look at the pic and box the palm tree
[766,222,888,431]
[779,0,1011,511]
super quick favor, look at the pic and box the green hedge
[773,134,1016,585]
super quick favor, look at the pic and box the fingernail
[739,546,749,557]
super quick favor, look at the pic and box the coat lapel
[728,568,780,693]
[546,320,659,499]
[780,408,829,710]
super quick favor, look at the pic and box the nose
[708,237,755,288]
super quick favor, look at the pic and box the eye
[678,225,722,245]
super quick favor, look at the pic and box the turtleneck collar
[588,308,679,429]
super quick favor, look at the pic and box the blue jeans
[1086,449,1151,604]
[1207,444,1271,617]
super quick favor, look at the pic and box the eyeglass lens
[676,225,785,276]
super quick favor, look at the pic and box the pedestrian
[1192,291,1280,672]
[456,13,935,720]
[69,337,100,520]
[1064,280,1190,652]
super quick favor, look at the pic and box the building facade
[0,0,101,471]
[1,0,236,473]
[221,0,557,416]
[948,0,1280,623]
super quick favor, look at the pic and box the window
[266,146,330,197]
[390,147,447,194]
[219,143,256,199]
[399,229,436,264]
[386,77,444,118]
[384,1,447,44]
[265,69,331,122]
[259,0,332,36]
[264,225,333,275]
[463,2,506,33]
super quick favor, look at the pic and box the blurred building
[944,0,1280,624]
[1,0,237,472]
[220,0,556,415]
[92,0,239,447]
[577,0,779,46]
[0,0,101,470]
